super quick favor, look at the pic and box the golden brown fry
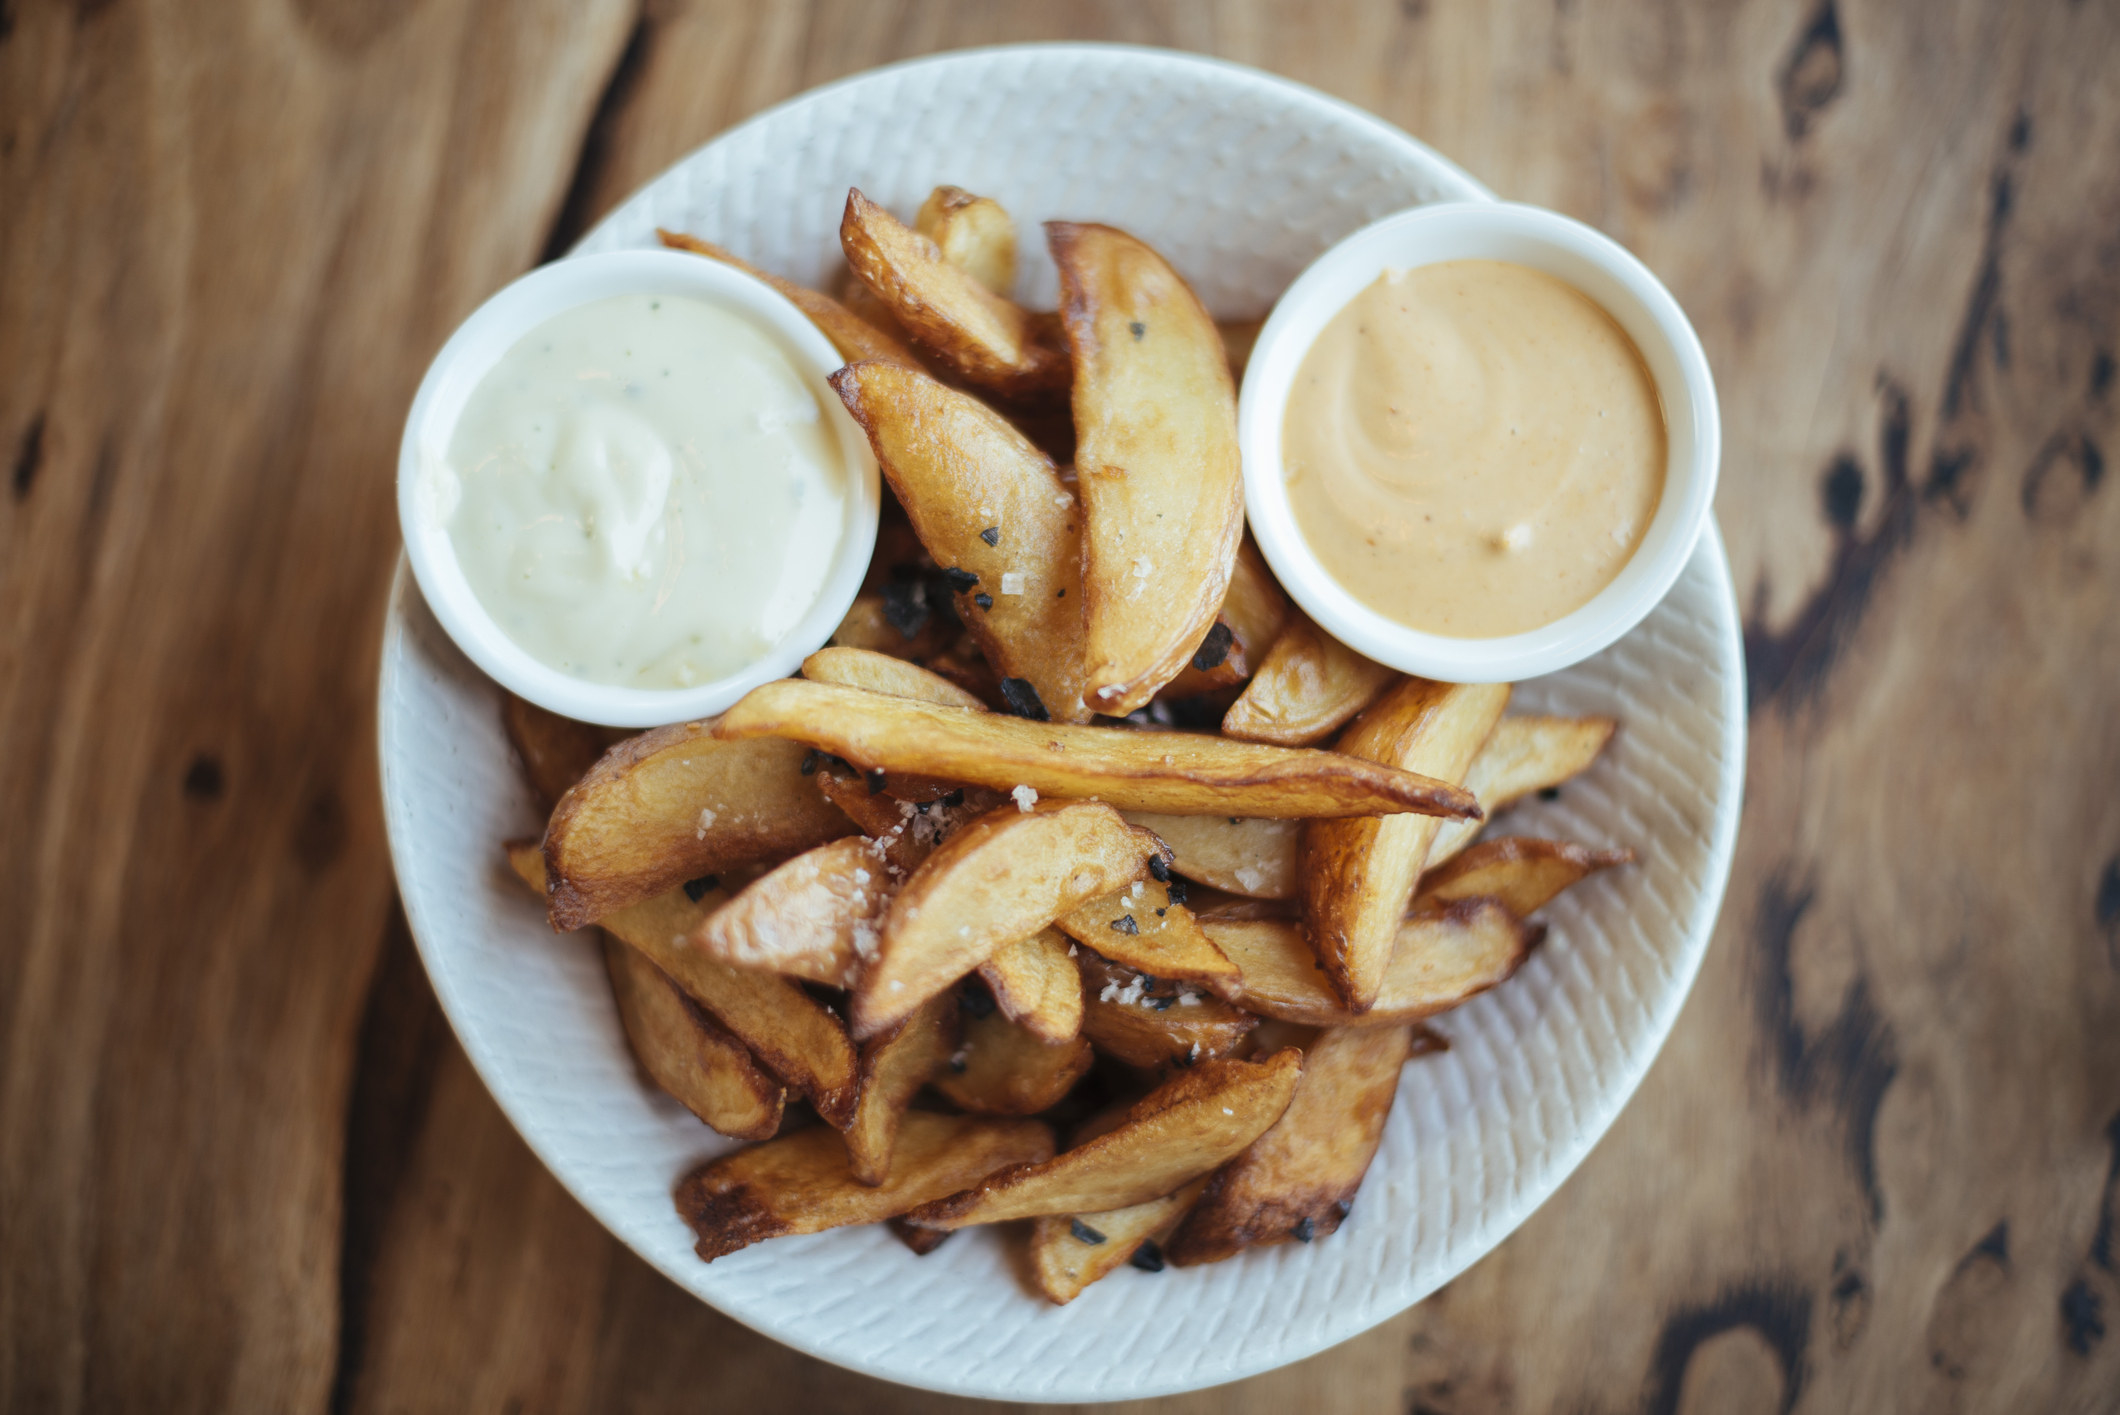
[1200,900,1536,1027]
[801,646,987,710]
[675,1110,1054,1261]
[1054,881,1238,984]
[1050,221,1244,715]
[506,842,863,1127]
[503,695,626,808]
[717,679,1482,821]
[1426,714,1619,868]
[1220,614,1398,747]
[602,934,785,1140]
[815,773,1009,876]
[542,721,854,931]
[1159,539,1292,698]
[1413,836,1634,918]
[828,594,960,662]
[915,185,1017,295]
[840,189,1067,396]
[903,1050,1302,1230]
[1076,953,1257,1070]
[830,361,1090,722]
[837,272,918,349]
[852,801,1157,1038]
[977,927,1083,1044]
[1166,1024,1411,1265]
[691,836,897,988]
[1120,812,1299,898]
[931,1003,1095,1114]
[1300,681,1512,1010]
[1031,1176,1208,1304]
[845,995,957,1186]
[656,227,921,368]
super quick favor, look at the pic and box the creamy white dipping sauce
[434,292,847,688]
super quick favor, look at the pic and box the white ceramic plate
[378,43,1746,1404]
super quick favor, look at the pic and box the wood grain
[4,1,2117,1412]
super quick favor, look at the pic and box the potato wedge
[675,1110,1054,1261]
[1300,681,1512,1010]
[852,801,1158,1037]
[1219,614,1398,747]
[931,1000,1095,1114]
[1118,812,1298,899]
[1077,953,1257,1070]
[602,934,785,1140]
[1053,880,1238,984]
[837,272,917,350]
[801,646,986,710]
[1200,900,1536,1027]
[717,679,1483,821]
[1166,1024,1411,1265]
[840,188,1067,396]
[915,185,1016,295]
[1050,222,1245,714]
[845,995,957,1186]
[1426,714,1619,868]
[827,593,960,662]
[506,842,862,1126]
[1157,539,1292,699]
[1031,1176,1208,1304]
[542,721,854,931]
[657,227,920,368]
[815,774,1008,876]
[903,1049,1302,1229]
[503,695,626,808]
[830,361,1090,722]
[691,836,897,988]
[977,927,1083,1043]
[1413,836,1633,918]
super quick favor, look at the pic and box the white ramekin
[1239,202,1720,683]
[397,250,879,727]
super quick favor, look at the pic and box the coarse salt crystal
[1222,1108,1234,1116]
[1000,572,1025,595]
[889,979,906,991]
[853,868,870,884]
[1011,784,1039,812]
[1177,991,1200,1006]
[1131,556,1153,579]
[694,807,717,839]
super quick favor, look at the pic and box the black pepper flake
[941,566,980,593]
[959,984,996,1019]
[1055,587,1065,598]
[1130,1241,1165,1272]
[1292,1216,1315,1243]
[1109,915,1140,935]
[1538,786,1562,801]
[1166,880,1188,906]
[1070,1219,1107,1245]
[973,592,994,610]
[1147,855,1171,883]
[866,768,888,796]
[800,749,821,776]
[949,1054,968,1074]
[1128,321,1146,340]
[1154,907,1167,918]
[914,800,931,815]
[682,876,720,902]
[941,788,965,808]
[1147,993,1174,1011]
[1190,621,1234,671]
[979,526,1001,546]
[881,578,930,639]
[998,677,1050,721]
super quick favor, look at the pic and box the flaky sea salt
[1000,572,1025,595]
[1012,784,1039,812]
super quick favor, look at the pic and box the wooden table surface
[6,1,2118,1410]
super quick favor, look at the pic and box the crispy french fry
[1165,1024,1411,1265]
[1031,1176,1209,1304]
[503,695,627,808]
[931,1001,1095,1114]
[903,1049,1302,1229]
[1077,953,1257,1070]
[1118,812,1298,899]
[852,801,1158,1038]
[1300,681,1512,1010]
[716,679,1483,821]
[1159,540,1292,698]
[602,934,785,1141]
[840,189,1067,396]
[691,836,897,988]
[801,646,986,710]
[915,185,1017,295]
[830,361,1090,722]
[656,228,921,368]
[1413,837,1633,918]
[1200,900,1536,1027]
[1219,614,1398,747]
[1053,880,1238,984]
[845,994,957,1186]
[674,1111,1054,1261]
[506,842,863,1127]
[829,593,960,662]
[1426,714,1619,868]
[1050,222,1244,715]
[977,927,1083,1043]
[542,721,855,931]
